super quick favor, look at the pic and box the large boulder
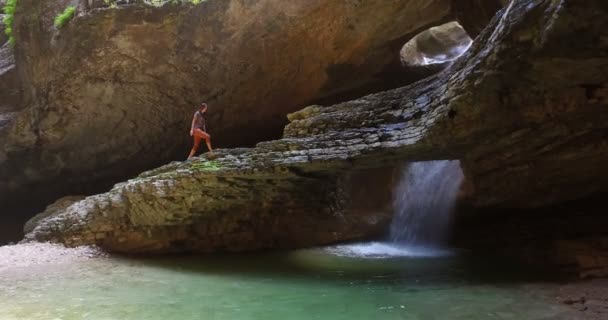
[1,0,505,212]
[24,158,397,252]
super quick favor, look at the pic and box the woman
[188,103,214,159]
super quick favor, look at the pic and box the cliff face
[25,0,608,262]
[2,0,499,210]
[0,0,20,131]
[0,0,6,45]
[0,43,19,117]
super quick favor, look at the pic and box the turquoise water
[0,243,571,320]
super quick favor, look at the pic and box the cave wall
[24,0,608,252]
[2,0,470,213]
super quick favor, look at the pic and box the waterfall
[389,160,464,247]
[320,160,464,258]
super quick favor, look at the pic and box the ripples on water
[0,243,572,320]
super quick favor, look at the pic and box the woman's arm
[190,113,197,136]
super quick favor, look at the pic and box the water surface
[0,243,572,320]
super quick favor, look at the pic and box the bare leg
[188,134,202,159]
[205,137,214,155]
[195,129,214,155]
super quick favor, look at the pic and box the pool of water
[0,243,572,320]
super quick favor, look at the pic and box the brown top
[193,111,206,131]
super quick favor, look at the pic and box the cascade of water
[321,160,464,258]
[389,160,464,246]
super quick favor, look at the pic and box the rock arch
[24,0,608,257]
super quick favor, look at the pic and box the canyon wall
[25,0,608,267]
[3,0,489,210]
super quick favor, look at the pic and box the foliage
[191,0,204,4]
[191,160,221,172]
[2,0,17,46]
[54,6,76,29]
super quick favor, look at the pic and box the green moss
[54,6,76,29]
[2,0,17,46]
[191,0,204,4]
[191,160,221,172]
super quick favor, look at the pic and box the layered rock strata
[25,0,608,253]
[25,161,396,252]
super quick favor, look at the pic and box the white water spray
[321,160,464,258]
[390,160,464,246]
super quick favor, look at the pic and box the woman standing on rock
[188,103,214,159]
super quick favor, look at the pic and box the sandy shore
[0,242,105,271]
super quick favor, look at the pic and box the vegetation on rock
[54,6,76,29]
[2,0,16,46]
[143,0,205,6]
[191,160,221,172]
